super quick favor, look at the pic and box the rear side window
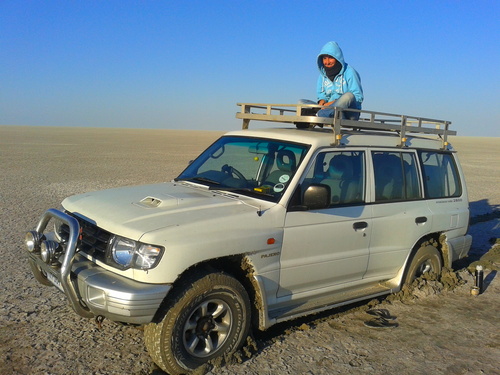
[372,151,422,202]
[418,151,461,198]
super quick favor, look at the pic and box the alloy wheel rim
[182,298,232,358]
[417,260,433,276]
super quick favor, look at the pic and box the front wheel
[404,244,443,285]
[144,272,251,375]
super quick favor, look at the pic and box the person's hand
[322,100,335,106]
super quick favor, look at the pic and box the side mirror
[303,184,330,210]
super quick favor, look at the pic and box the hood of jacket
[317,41,346,75]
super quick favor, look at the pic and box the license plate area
[47,272,63,291]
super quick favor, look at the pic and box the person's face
[322,55,337,68]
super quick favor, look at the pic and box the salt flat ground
[0,126,498,375]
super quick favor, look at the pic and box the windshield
[176,136,309,202]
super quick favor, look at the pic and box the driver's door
[277,150,371,298]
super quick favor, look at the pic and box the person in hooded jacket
[300,41,363,120]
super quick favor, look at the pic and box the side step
[269,283,393,324]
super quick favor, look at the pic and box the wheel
[144,272,251,375]
[404,244,443,284]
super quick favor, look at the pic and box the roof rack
[236,103,455,149]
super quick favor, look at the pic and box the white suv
[25,104,472,374]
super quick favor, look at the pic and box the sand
[0,126,498,375]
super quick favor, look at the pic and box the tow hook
[95,315,105,330]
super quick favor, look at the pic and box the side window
[303,151,365,206]
[419,151,461,198]
[372,151,422,202]
[402,153,422,200]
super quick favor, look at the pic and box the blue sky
[1,0,499,137]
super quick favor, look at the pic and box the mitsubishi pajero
[25,104,472,374]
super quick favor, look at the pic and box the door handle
[415,216,427,224]
[353,221,368,230]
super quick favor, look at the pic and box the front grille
[60,213,112,262]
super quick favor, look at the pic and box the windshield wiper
[175,177,221,185]
[209,186,274,197]
[177,178,274,198]
[208,186,251,191]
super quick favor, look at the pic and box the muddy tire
[404,244,443,284]
[144,272,251,375]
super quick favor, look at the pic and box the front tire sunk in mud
[404,243,443,284]
[144,272,251,375]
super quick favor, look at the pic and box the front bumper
[27,209,171,324]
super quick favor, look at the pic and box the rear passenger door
[418,150,468,241]
[364,150,432,280]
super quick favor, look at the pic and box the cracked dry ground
[0,128,498,375]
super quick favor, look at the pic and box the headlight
[25,231,43,253]
[111,237,136,267]
[110,236,163,270]
[41,240,61,264]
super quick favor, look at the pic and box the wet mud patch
[212,263,483,373]
[385,267,466,304]
[468,237,500,272]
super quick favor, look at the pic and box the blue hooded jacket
[316,41,363,109]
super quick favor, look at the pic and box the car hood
[62,182,274,241]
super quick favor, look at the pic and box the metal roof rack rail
[236,103,455,149]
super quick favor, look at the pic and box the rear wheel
[404,244,443,284]
[144,272,251,375]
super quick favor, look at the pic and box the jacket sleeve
[345,66,364,104]
[316,75,328,102]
